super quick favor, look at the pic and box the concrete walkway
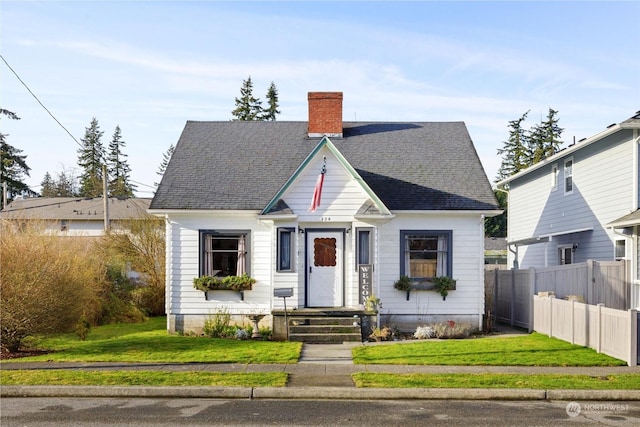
[2,341,640,400]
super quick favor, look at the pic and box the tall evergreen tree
[77,117,105,197]
[495,111,530,182]
[55,170,77,197]
[231,76,263,121]
[527,108,564,164]
[488,108,565,237]
[106,125,135,197]
[0,109,35,206]
[484,190,508,237]
[155,143,174,187]
[40,172,57,197]
[262,81,280,121]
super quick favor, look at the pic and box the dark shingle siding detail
[150,121,498,211]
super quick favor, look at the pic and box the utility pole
[102,164,110,232]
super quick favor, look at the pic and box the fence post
[587,259,594,305]
[493,268,499,317]
[549,296,554,338]
[570,299,575,345]
[596,303,604,353]
[629,309,638,367]
[510,268,515,326]
[528,268,535,332]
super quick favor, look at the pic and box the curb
[0,385,252,398]
[2,386,639,400]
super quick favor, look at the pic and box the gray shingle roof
[0,197,151,220]
[150,121,498,211]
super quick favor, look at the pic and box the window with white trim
[400,230,452,280]
[615,239,626,260]
[356,227,374,269]
[277,227,295,272]
[558,245,573,265]
[551,164,558,191]
[564,158,573,194]
[200,231,249,277]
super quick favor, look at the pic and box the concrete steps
[288,315,362,343]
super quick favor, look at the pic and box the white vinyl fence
[488,260,630,330]
[533,295,638,366]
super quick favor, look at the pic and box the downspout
[480,214,486,331]
[633,130,640,309]
[633,130,639,211]
[508,243,519,270]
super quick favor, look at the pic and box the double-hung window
[200,231,249,277]
[400,230,452,280]
[277,227,295,272]
[564,158,573,194]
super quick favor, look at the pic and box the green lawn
[3,319,633,389]
[3,317,301,364]
[352,373,640,389]
[352,333,627,366]
[1,370,287,387]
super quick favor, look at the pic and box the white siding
[376,212,485,317]
[283,146,371,221]
[166,213,271,316]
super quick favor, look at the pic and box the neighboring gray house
[150,91,500,338]
[484,237,507,269]
[0,197,151,236]
[495,111,640,309]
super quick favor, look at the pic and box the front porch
[272,308,376,343]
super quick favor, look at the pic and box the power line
[1,54,159,194]
[0,54,82,148]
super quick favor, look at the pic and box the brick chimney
[308,92,343,138]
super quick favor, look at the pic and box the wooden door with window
[307,231,343,307]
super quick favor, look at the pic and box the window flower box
[193,274,256,292]
[394,275,456,300]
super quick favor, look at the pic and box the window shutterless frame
[399,230,452,280]
[199,230,251,277]
[564,157,573,195]
[277,227,295,272]
[355,227,374,270]
[615,239,626,260]
[551,164,558,191]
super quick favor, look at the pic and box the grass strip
[352,333,626,366]
[352,373,640,389]
[0,370,287,387]
[5,317,302,364]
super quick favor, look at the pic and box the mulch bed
[0,347,51,360]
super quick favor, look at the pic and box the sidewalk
[2,342,640,401]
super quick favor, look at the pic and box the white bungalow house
[495,111,640,310]
[149,92,500,340]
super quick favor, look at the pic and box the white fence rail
[533,295,638,366]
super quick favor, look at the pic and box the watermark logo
[566,401,581,417]
[566,401,629,418]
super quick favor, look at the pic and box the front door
[307,231,343,307]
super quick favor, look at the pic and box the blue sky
[1,1,638,197]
